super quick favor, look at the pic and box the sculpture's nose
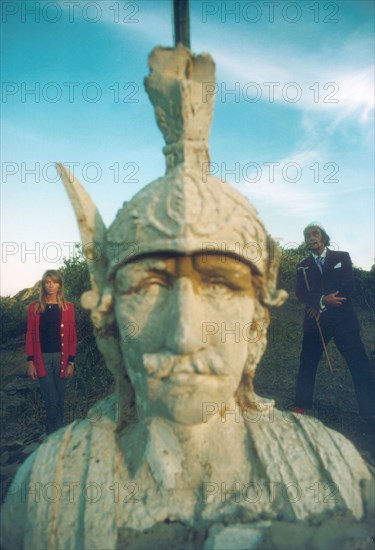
[165,277,205,355]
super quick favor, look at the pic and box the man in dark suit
[294,223,374,416]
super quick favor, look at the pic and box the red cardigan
[26,301,77,378]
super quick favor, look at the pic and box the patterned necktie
[316,256,324,274]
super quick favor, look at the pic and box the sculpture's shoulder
[28,392,118,479]
[1,451,37,550]
[1,394,119,550]
[244,406,373,521]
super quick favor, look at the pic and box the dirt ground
[1,337,374,549]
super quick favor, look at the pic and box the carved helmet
[58,45,286,314]
[57,45,287,416]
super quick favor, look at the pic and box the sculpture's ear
[56,163,108,309]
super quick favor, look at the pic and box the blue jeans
[39,352,66,434]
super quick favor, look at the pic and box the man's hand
[27,362,37,380]
[307,307,320,320]
[322,291,347,307]
[65,363,74,378]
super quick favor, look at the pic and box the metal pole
[173,0,190,48]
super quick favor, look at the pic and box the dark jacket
[295,249,359,332]
[26,301,77,378]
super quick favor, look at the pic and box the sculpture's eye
[142,276,169,287]
[203,277,240,293]
[136,274,172,293]
[115,275,170,296]
[200,273,253,296]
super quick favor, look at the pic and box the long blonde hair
[35,270,66,313]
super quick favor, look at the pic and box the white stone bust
[1,45,373,550]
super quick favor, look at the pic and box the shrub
[61,254,114,403]
[0,297,27,344]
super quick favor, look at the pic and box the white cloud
[239,149,326,217]
[206,41,374,129]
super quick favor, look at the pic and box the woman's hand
[27,362,37,380]
[65,362,75,378]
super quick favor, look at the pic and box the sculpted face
[114,253,255,425]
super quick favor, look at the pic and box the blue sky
[1,0,374,296]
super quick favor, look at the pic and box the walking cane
[314,316,333,372]
[298,267,333,373]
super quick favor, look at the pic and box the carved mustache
[142,349,226,380]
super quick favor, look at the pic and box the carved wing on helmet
[56,163,108,308]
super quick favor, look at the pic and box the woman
[26,270,77,434]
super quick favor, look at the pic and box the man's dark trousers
[295,322,374,414]
[294,249,375,415]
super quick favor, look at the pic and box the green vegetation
[1,253,114,425]
[0,297,27,344]
[255,246,375,435]
[61,255,115,414]
[1,245,374,436]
